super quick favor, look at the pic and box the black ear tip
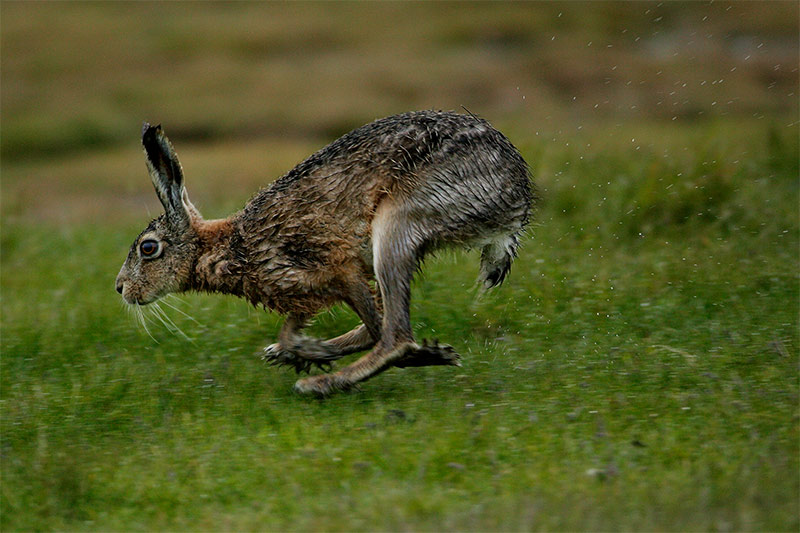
[142,123,164,164]
[141,122,162,142]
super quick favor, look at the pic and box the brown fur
[116,111,535,395]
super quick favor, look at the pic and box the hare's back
[245,110,531,236]
[268,111,523,190]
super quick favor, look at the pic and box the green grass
[2,2,799,531]
[2,118,798,531]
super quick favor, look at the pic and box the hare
[116,110,534,395]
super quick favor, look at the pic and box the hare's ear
[141,123,201,226]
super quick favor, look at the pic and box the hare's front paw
[262,344,317,374]
[261,341,336,374]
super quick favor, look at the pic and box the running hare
[116,111,534,395]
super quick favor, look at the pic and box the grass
[2,2,799,531]
[2,117,797,531]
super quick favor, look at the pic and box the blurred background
[2,3,798,530]
[2,1,797,224]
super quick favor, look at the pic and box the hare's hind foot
[293,341,414,396]
[261,336,342,374]
[293,340,461,396]
[394,339,461,368]
[293,373,358,397]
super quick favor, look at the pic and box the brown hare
[116,110,534,395]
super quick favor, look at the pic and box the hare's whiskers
[134,304,158,343]
[150,301,192,342]
[162,294,203,327]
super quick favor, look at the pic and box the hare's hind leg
[294,207,460,395]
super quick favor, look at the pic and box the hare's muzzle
[115,271,136,304]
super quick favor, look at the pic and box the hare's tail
[478,233,521,289]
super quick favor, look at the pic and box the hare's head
[116,124,203,305]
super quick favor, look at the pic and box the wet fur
[116,110,535,395]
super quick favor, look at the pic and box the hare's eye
[139,240,162,258]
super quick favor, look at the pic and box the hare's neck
[191,218,244,297]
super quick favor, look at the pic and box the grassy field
[2,3,798,531]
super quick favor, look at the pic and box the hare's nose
[116,282,124,294]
